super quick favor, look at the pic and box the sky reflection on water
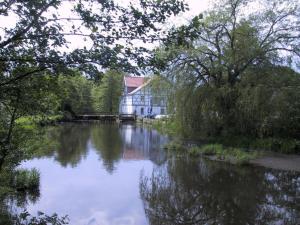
[17,123,300,225]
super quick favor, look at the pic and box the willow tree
[156,0,299,86]
[153,0,300,138]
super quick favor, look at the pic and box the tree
[0,73,60,170]
[0,0,188,171]
[0,0,188,85]
[92,70,122,113]
[155,0,300,87]
[58,72,94,115]
[152,0,300,139]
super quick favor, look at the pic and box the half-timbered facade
[119,76,167,117]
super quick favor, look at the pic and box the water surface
[2,123,300,225]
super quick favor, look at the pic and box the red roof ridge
[124,76,145,88]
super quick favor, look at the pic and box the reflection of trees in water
[91,123,123,173]
[53,124,91,167]
[30,124,92,168]
[0,188,40,225]
[34,124,168,172]
[140,156,300,225]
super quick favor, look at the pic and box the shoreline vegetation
[15,115,64,127]
[140,118,300,171]
[164,142,260,165]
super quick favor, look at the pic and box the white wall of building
[119,81,167,117]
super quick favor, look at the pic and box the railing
[76,112,118,116]
[73,113,137,121]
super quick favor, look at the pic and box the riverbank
[164,141,300,172]
[141,118,300,171]
[16,115,63,127]
[250,153,300,172]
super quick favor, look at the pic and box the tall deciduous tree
[153,0,300,140]
[92,70,122,113]
[155,0,300,87]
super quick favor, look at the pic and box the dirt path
[250,153,300,172]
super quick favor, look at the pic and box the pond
[2,123,300,225]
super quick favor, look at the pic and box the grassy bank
[147,118,299,154]
[189,144,259,165]
[15,115,63,128]
[164,142,259,165]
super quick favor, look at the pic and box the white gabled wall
[119,95,133,114]
[119,78,167,117]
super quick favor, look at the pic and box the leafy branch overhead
[154,0,300,87]
[0,0,188,84]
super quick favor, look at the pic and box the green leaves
[162,0,300,87]
[91,70,123,113]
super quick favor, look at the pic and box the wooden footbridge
[74,113,136,122]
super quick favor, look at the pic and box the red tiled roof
[124,77,145,87]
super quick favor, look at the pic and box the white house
[119,76,167,117]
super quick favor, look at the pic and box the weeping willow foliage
[173,66,300,139]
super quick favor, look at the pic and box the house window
[160,108,165,115]
[141,107,144,115]
[141,95,144,103]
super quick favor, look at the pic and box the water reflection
[120,125,167,165]
[1,123,298,225]
[38,123,168,172]
[140,155,300,225]
[0,187,40,224]
[91,124,123,173]
[54,124,91,167]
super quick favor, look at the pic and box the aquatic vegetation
[166,142,259,165]
[163,141,187,152]
[189,144,259,165]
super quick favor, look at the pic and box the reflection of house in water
[120,124,168,165]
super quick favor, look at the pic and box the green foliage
[13,169,40,191]
[190,144,223,156]
[170,65,300,143]
[0,0,187,172]
[58,73,94,115]
[250,138,300,154]
[156,0,300,149]
[189,144,258,165]
[16,115,62,127]
[91,70,123,113]
[151,118,181,136]
[163,141,187,152]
